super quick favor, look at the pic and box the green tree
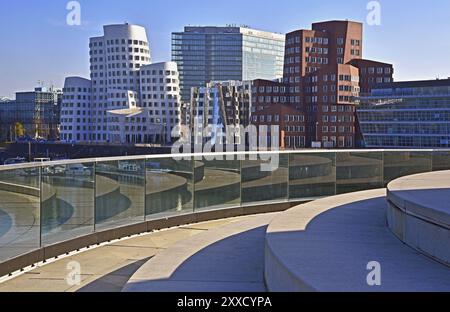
[14,122,25,138]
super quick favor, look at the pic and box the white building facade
[61,24,181,145]
[60,77,91,142]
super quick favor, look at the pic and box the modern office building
[251,20,393,149]
[61,24,181,145]
[0,87,62,142]
[172,26,285,103]
[357,79,450,148]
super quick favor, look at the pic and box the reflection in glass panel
[336,152,383,194]
[432,151,450,171]
[242,154,288,204]
[40,163,94,245]
[194,158,241,211]
[383,152,432,185]
[146,158,193,219]
[95,160,145,230]
[0,168,40,263]
[289,153,336,200]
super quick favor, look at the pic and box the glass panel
[241,153,288,204]
[95,159,145,230]
[289,153,336,200]
[194,158,241,211]
[336,152,383,194]
[146,157,193,219]
[41,162,94,245]
[383,151,432,186]
[0,167,40,263]
[432,151,450,171]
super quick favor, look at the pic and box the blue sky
[1,0,449,98]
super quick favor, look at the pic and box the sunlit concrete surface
[265,189,450,292]
[123,213,278,292]
[387,170,450,266]
[388,170,450,225]
[0,215,269,292]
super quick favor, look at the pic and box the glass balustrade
[0,167,40,263]
[0,149,449,265]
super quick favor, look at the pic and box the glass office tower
[357,79,450,148]
[172,26,285,103]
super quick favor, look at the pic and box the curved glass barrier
[194,158,241,211]
[0,149,449,266]
[145,157,194,219]
[289,152,336,200]
[41,162,95,245]
[336,152,383,194]
[242,154,288,205]
[0,167,40,263]
[95,159,145,231]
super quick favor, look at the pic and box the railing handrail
[2,149,450,171]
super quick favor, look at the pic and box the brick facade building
[252,20,394,149]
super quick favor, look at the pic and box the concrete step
[265,189,450,292]
[123,213,278,292]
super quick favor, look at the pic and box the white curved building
[90,23,151,143]
[61,77,92,142]
[138,62,181,143]
[61,24,181,145]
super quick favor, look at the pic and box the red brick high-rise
[252,20,393,149]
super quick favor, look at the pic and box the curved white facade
[61,24,181,145]
[90,23,151,142]
[61,77,91,142]
[139,62,181,143]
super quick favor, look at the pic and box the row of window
[254,86,286,93]
[322,115,355,123]
[105,47,150,54]
[284,136,307,148]
[323,105,355,113]
[63,95,90,100]
[361,67,392,75]
[322,126,354,133]
[305,56,329,65]
[321,136,354,148]
[252,114,305,123]
[285,126,306,133]
[63,87,91,93]
[94,39,148,47]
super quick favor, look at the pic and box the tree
[14,122,25,138]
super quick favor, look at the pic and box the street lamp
[315,121,319,142]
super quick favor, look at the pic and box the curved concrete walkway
[0,213,277,292]
[265,189,450,292]
[123,213,277,292]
